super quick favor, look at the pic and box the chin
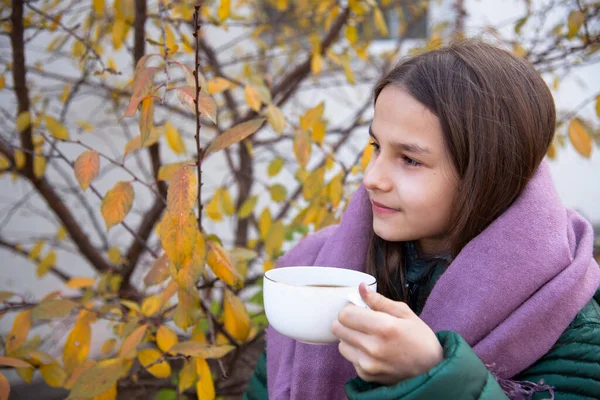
[373,222,414,243]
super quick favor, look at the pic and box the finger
[337,304,398,335]
[338,339,361,365]
[338,340,384,381]
[359,283,414,319]
[331,318,375,352]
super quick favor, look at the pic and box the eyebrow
[369,125,431,155]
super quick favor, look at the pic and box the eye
[369,141,380,154]
[402,155,421,167]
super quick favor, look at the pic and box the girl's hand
[331,283,443,385]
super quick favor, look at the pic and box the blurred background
[0,0,598,399]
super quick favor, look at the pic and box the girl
[244,40,600,399]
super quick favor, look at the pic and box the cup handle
[347,291,370,309]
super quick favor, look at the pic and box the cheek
[402,173,455,221]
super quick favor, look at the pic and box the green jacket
[244,287,600,399]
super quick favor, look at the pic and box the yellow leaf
[267,157,284,177]
[312,119,326,145]
[0,74,5,90]
[66,277,96,289]
[16,111,31,133]
[300,102,324,131]
[33,154,46,178]
[173,289,201,329]
[31,299,76,321]
[60,84,71,104]
[596,95,600,118]
[244,85,262,112]
[101,338,117,354]
[165,122,187,155]
[567,10,584,39]
[4,310,30,354]
[568,118,592,158]
[28,240,44,260]
[45,116,69,140]
[361,142,374,169]
[37,250,56,278]
[56,225,68,241]
[14,150,25,169]
[223,290,251,342]
[311,52,323,75]
[207,241,242,288]
[123,128,162,154]
[207,77,232,94]
[178,359,197,392]
[169,341,234,359]
[141,294,162,316]
[91,384,117,400]
[165,24,176,52]
[196,358,215,400]
[177,86,218,124]
[258,208,272,241]
[206,118,265,155]
[342,53,355,84]
[217,0,230,21]
[303,168,324,201]
[205,193,223,221]
[138,348,171,378]
[63,320,91,372]
[269,184,287,202]
[16,366,33,383]
[263,259,275,272]
[74,150,100,191]
[218,188,235,215]
[547,142,556,160]
[139,97,154,145]
[93,0,104,14]
[40,363,66,387]
[112,18,128,50]
[119,324,148,359]
[373,7,389,36]
[157,325,178,352]
[167,166,197,217]
[513,43,526,58]
[293,129,311,168]
[107,247,123,265]
[327,173,344,207]
[265,220,284,259]
[144,254,170,287]
[70,358,123,398]
[266,105,286,134]
[346,24,358,44]
[159,211,197,266]
[0,357,32,369]
[238,195,257,219]
[101,181,134,230]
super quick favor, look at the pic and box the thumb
[359,283,413,319]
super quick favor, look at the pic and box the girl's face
[364,86,459,256]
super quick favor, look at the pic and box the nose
[363,157,393,192]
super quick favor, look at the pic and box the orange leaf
[74,150,100,191]
[293,129,311,168]
[266,105,286,134]
[177,86,217,123]
[121,66,161,119]
[159,211,197,266]
[0,373,10,400]
[244,85,262,112]
[207,77,232,94]
[205,118,265,155]
[69,358,123,398]
[101,181,134,230]
[157,325,178,352]
[119,324,148,359]
[0,356,33,369]
[568,118,592,158]
[207,242,242,288]
[167,166,197,217]
[66,277,96,289]
[139,97,154,145]
[143,254,170,287]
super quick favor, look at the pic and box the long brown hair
[368,40,556,301]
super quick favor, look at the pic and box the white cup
[263,266,377,344]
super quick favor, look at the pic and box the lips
[370,200,400,214]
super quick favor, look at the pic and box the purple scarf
[266,161,600,399]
